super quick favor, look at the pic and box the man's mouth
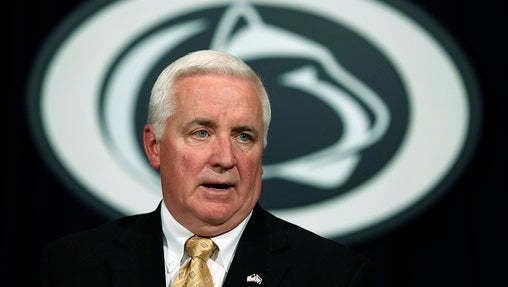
[202,183,233,190]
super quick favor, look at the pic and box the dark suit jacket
[40,203,375,286]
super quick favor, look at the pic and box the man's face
[144,74,265,236]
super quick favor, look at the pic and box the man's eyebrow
[182,118,217,130]
[233,125,260,138]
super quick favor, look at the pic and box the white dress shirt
[160,201,252,287]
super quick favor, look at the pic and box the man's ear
[143,124,161,169]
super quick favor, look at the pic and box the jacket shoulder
[45,208,159,252]
[256,206,376,286]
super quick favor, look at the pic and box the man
[40,50,375,286]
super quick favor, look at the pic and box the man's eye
[237,133,252,142]
[195,130,209,138]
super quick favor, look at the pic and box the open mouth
[202,183,233,190]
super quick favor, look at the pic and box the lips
[202,183,233,190]
[199,175,237,191]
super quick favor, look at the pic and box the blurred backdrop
[5,1,506,286]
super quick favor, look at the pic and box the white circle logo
[27,0,481,242]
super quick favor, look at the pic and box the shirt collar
[160,200,252,269]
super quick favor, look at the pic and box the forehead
[174,73,259,103]
[172,73,263,121]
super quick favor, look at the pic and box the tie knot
[185,235,217,260]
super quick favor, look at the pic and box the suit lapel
[106,204,166,287]
[100,203,290,287]
[223,205,290,287]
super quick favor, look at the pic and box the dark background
[5,1,506,286]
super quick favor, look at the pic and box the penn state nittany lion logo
[27,1,480,242]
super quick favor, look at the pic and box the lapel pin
[246,273,263,284]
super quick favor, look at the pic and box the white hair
[148,50,271,147]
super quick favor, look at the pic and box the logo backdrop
[27,0,481,242]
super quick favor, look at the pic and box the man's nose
[210,136,236,171]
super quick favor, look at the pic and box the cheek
[175,151,210,178]
[160,145,195,176]
[240,155,264,181]
[182,153,204,167]
[160,151,204,193]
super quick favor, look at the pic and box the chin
[198,202,236,224]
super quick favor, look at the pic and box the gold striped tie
[172,235,217,287]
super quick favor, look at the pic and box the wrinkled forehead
[172,73,263,116]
